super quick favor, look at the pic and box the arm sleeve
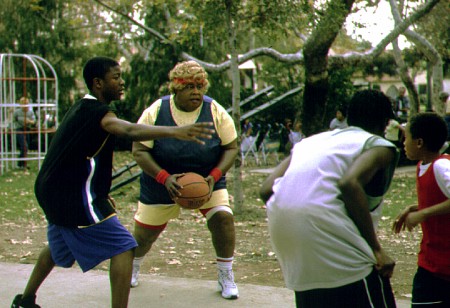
[433,159,450,199]
[211,100,237,145]
[137,100,162,149]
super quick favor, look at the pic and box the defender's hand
[173,122,215,144]
[392,205,418,233]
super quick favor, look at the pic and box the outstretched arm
[101,112,214,144]
[394,199,450,233]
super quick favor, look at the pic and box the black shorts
[295,268,396,308]
[412,267,450,307]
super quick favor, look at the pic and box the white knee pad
[205,206,233,221]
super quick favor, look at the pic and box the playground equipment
[241,86,303,121]
[0,54,58,174]
[241,130,261,166]
[257,124,281,165]
[110,161,141,192]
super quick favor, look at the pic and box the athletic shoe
[131,263,140,287]
[217,269,239,299]
[11,294,40,308]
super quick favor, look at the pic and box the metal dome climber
[0,54,58,175]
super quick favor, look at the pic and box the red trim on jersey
[134,219,167,231]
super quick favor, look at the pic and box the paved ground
[2,262,410,307]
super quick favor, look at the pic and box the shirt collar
[83,94,97,100]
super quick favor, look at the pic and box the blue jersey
[139,96,226,204]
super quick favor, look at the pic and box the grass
[0,151,417,224]
[383,174,417,217]
[0,162,42,222]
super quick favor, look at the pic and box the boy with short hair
[393,112,450,307]
[11,56,213,308]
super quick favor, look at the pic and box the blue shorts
[48,215,137,272]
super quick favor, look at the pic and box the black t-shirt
[35,98,116,227]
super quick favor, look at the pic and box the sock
[217,256,233,271]
[133,256,144,268]
[20,294,37,305]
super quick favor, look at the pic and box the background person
[385,117,405,148]
[441,91,450,140]
[13,97,36,169]
[395,86,410,122]
[11,56,213,308]
[277,118,292,155]
[130,61,240,300]
[329,107,348,130]
[241,118,259,164]
[393,113,450,307]
[260,90,398,308]
[286,119,304,153]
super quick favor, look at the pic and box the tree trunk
[225,0,244,214]
[302,0,355,135]
[389,0,444,115]
[392,40,420,117]
[426,62,433,111]
[432,59,445,115]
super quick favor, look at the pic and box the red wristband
[155,169,171,185]
[209,168,223,183]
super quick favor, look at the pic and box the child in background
[385,118,405,148]
[393,112,450,307]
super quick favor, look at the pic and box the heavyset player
[11,55,450,308]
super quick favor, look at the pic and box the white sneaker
[131,263,140,288]
[218,269,239,299]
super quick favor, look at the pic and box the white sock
[133,256,144,268]
[217,256,233,271]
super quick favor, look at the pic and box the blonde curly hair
[168,61,210,94]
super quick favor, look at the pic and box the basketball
[175,172,210,209]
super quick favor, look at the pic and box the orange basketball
[175,172,210,209]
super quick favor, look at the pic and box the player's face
[403,124,420,161]
[102,66,125,103]
[174,82,205,112]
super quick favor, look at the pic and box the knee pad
[201,206,233,221]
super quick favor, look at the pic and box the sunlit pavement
[2,262,410,307]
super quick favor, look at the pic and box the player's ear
[93,77,103,89]
[416,138,424,149]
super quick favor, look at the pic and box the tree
[91,0,442,213]
[94,0,441,132]
[301,0,354,135]
[389,0,446,116]
[0,0,126,116]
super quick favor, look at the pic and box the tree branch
[94,0,440,73]
[329,0,440,68]
[93,0,171,45]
